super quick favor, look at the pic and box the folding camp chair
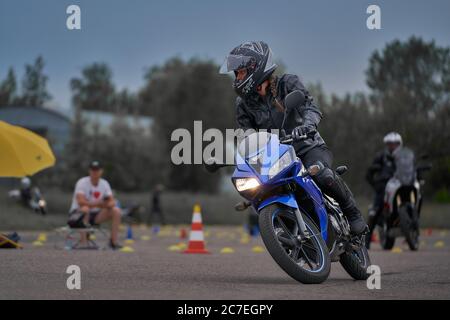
[54,226,108,250]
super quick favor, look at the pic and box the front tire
[379,219,395,250]
[399,205,419,251]
[259,204,331,284]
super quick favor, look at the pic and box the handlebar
[280,135,294,144]
[280,130,315,144]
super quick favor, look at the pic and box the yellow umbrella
[0,120,56,177]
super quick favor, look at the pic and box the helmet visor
[219,55,255,74]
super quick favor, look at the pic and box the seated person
[68,161,122,250]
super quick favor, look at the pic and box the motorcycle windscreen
[393,147,416,185]
[237,132,283,175]
[237,131,271,160]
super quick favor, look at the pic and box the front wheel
[259,204,331,284]
[399,205,419,251]
[379,218,395,250]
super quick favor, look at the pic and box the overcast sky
[1,0,449,112]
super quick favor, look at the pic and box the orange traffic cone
[183,204,210,254]
[371,232,379,243]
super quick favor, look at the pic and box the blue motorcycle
[206,91,371,284]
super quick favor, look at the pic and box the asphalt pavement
[1,225,449,299]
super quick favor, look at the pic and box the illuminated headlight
[234,178,260,192]
[268,150,295,178]
[38,200,46,207]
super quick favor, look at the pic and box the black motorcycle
[369,152,431,251]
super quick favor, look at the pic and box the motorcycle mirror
[284,90,305,111]
[281,90,305,132]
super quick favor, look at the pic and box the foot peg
[235,201,251,211]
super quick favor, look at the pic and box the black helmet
[220,41,277,98]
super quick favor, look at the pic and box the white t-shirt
[69,177,113,212]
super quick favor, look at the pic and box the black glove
[292,126,310,141]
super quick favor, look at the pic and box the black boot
[342,204,367,235]
[316,169,368,235]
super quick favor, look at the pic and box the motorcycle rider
[365,132,402,248]
[220,41,367,234]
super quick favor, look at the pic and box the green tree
[70,63,116,112]
[20,56,52,106]
[365,37,450,198]
[366,36,450,115]
[114,88,139,115]
[66,63,115,186]
[66,62,168,191]
[0,68,17,107]
[140,58,235,192]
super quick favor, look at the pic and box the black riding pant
[299,145,360,216]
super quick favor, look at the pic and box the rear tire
[259,204,331,284]
[340,240,371,280]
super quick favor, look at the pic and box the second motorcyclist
[365,132,403,248]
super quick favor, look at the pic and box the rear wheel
[259,204,331,284]
[340,237,371,280]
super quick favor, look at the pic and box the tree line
[1,37,449,200]
[0,56,51,107]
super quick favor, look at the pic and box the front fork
[293,208,309,238]
[258,194,310,237]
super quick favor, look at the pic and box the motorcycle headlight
[38,200,46,207]
[268,149,295,178]
[234,178,260,192]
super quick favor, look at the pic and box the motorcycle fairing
[233,133,329,240]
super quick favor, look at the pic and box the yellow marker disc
[252,246,265,253]
[434,241,445,248]
[220,247,235,254]
[120,246,134,253]
[391,247,403,253]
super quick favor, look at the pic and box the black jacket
[366,150,396,191]
[235,74,325,155]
